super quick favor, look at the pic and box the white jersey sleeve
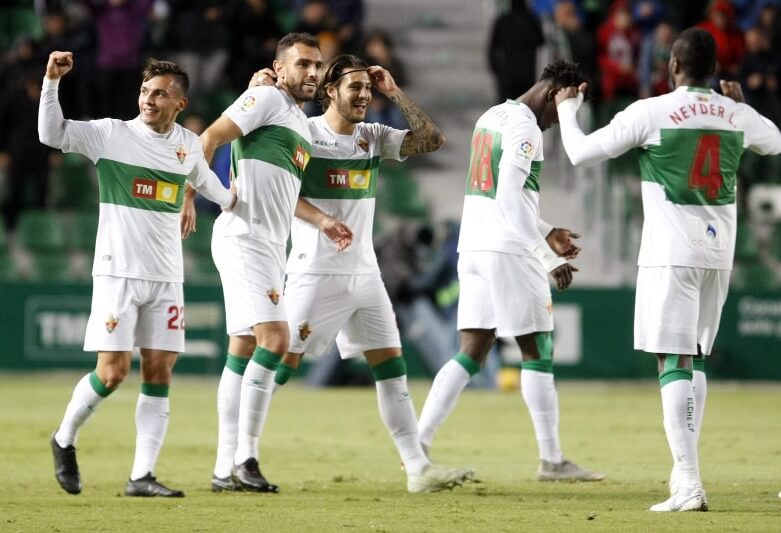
[362,122,409,162]
[38,77,112,163]
[223,86,282,136]
[593,100,652,158]
[737,103,781,155]
[186,140,233,209]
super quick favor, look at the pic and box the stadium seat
[377,164,429,218]
[16,211,67,253]
[769,222,781,261]
[49,154,98,209]
[27,252,73,282]
[66,212,99,252]
[186,254,220,284]
[732,261,779,291]
[734,221,759,263]
[183,213,216,256]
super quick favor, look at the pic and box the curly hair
[539,59,589,97]
[672,28,716,81]
[318,54,370,110]
[142,59,189,94]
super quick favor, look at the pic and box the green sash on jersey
[464,127,543,198]
[639,128,743,206]
[96,158,186,213]
[301,156,380,200]
[230,124,312,181]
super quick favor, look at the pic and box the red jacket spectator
[696,0,746,77]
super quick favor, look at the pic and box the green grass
[1,373,780,532]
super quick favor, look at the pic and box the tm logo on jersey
[327,169,371,189]
[132,178,179,204]
[293,145,310,170]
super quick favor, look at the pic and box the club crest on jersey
[175,144,187,164]
[266,288,280,306]
[240,95,256,111]
[357,137,369,152]
[292,145,310,170]
[105,314,119,333]
[516,138,534,160]
[298,321,312,341]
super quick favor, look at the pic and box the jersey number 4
[688,134,723,200]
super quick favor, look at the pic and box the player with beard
[188,33,352,493]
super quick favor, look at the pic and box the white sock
[130,394,170,480]
[234,360,275,465]
[692,370,707,445]
[213,366,243,478]
[660,379,699,488]
[418,359,471,451]
[521,369,563,464]
[55,373,106,448]
[376,375,429,476]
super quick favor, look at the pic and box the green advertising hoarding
[0,282,779,380]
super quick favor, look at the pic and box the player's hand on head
[719,80,745,103]
[546,228,581,259]
[248,68,277,89]
[367,66,398,95]
[554,83,586,106]
[551,263,578,291]
[46,51,74,80]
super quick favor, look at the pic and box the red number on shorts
[167,305,184,330]
[688,134,723,200]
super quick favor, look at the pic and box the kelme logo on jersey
[132,178,179,204]
[293,145,310,170]
[175,144,187,164]
[516,138,534,160]
[326,168,371,190]
[298,321,312,341]
[266,288,280,306]
[105,313,119,333]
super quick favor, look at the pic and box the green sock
[251,346,282,371]
[274,363,298,386]
[659,355,693,386]
[140,383,169,397]
[453,352,481,377]
[225,352,250,375]
[371,357,407,381]
[89,371,116,398]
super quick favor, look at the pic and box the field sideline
[1,373,779,532]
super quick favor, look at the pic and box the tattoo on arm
[389,91,445,156]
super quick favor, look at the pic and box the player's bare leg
[125,349,183,497]
[517,333,604,482]
[51,351,129,494]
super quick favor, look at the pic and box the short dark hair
[672,28,717,81]
[318,54,369,110]
[539,59,589,94]
[142,58,189,94]
[276,32,320,60]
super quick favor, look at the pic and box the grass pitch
[1,373,779,532]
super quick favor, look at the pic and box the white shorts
[212,228,287,336]
[285,273,401,359]
[457,251,553,337]
[634,266,730,355]
[83,275,185,352]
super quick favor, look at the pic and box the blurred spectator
[85,0,154,120]
[363,29,407,129]
[597,0,640,100]
[665,0,709,30]
[165,0,229,98]
[551,1,598,99]
[296,0,338,36]
[696,0,746,79]
[756,2,781,56]
[488,0,544,102]
[327,0,364,54]
[0,70,51,229]
[0,1,43,53]
[631,0,664,35]
[637,20,674,98]
[227,0,282,94]
[739,27,780,123]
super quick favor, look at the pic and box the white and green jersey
[593,86,781,269]
[458,100,549,258]
[39,77,232,282]
[286,115,408,274]
[216,86,312,245]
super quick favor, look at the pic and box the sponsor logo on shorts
[298,321,312,341]
[132,178,179,204]
[266,288,280,306]
[175,144,187,164]
[105,313,119,333]
[292,145,310,170]
[357,137,369,152]
[326,168,370,189]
